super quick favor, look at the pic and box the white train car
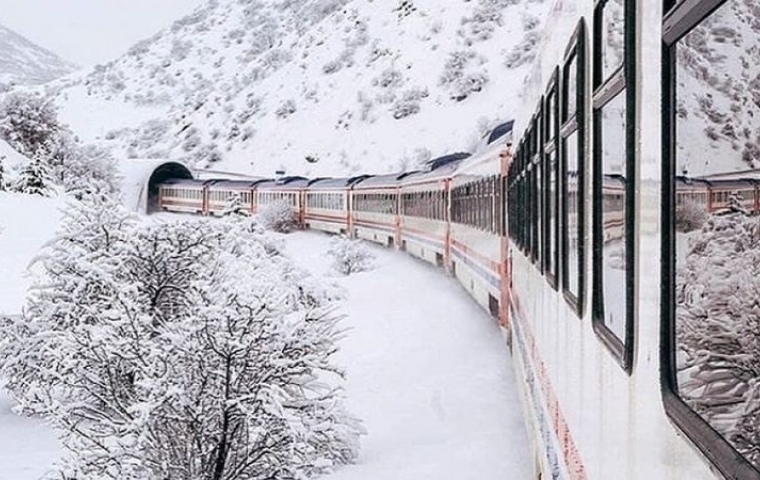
[158,178,208,214]
[449,122,513,322]
[255,177,309,227]
[205,180,260,216]
[304,176,368,235]
[398,154,469,268]
[351,173,409,247]
[506,0,760,478]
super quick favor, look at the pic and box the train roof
[401,153,470,184]
[486,120,515,145]
[160,178,211,187]
[207,179,271,189]
[353,172,415,188]
[256,176,310,189]
[306,175,371,189]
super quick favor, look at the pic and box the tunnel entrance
[147,162,193,212]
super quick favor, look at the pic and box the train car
[674,176,711,208]
[205,179,262,216]
[158,178,209,214]
[706,178,758,214]
[449,121,512,321]
[255,177,309,227]
[350,173,410,247]
[398,153,469,268]
[505,0,760,478]
[304,176,368,235]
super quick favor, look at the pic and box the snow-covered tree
[328,236,374,275]
[0,91,61,158]
[0,197,361,479]
[222,192,249,217]
[0,155,6,191]
[675,198,708,232]
[259,199,297,233]
[12,157,55,196]
[49,137,121,197]
[676,211,760,469]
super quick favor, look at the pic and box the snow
[286,231,531,480]
[0,191,63,315]
[0,195,530,478]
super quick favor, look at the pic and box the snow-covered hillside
[46,0,550,177]
[0,23,76,89]
[677,0,760,176]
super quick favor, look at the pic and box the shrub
[328,236,374,275]
[259,199,297,233]
[675,199,708,232]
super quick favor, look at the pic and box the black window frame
[592,0,636,373]
[561,20,587,317]
[661,0,760,477]
[544,71,560,290]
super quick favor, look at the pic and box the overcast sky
[0,0,205,66]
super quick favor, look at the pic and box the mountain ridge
[0,23,77,89]
[45,0,550,178]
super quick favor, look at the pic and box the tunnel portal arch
[119,159,194,214]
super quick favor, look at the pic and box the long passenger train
[155,0,760,477]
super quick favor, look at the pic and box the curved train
[155,0,760,478]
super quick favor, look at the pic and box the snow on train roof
[401,153,470,183]
[486,120,515,145]
[353,172,415,188]
[256,176,310,189]
[207,179,271,189]
[307,175,370,189]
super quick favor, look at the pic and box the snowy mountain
[46,0,550,177]
[0,24,77,89]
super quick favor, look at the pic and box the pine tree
[13,156,55,196]
[221,192,249,217]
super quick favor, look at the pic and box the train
[153,0,760,478]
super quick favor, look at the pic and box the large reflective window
[674,0,760,470]
[565,131,581,298]
[599,91,627,340]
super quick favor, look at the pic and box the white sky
[0,0,205,67]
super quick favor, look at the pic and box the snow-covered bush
[677,211,760,469]
[276,99,297,119]
[328,236,375,275]
[373,68,403,89]
[675,199,708,232]
[259,199,297,233]
[0,194,362,479]
[439,51,489,101]
[0,155,6,191]
[0,91,61,158]
[392,88,429,119]
[504,14,542,69]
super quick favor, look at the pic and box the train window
[562,20,586,315]
[663,0,760,477]
[593,0,635,370]
[545,71,560,288]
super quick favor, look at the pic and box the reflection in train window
[598,91,627,341]
[672,0,760,472]
[600,0,624,80]
[564,131,581,301]
[546,151,559,283]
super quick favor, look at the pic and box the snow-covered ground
[0,199,529,478]
[287,232,530,480]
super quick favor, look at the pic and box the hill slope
[48,0,549,177]
[0,24,77,89]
